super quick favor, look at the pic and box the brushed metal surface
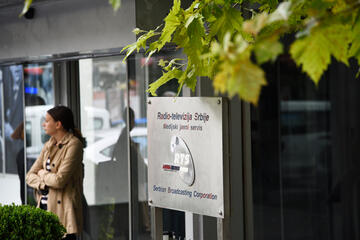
[147,97,225,218]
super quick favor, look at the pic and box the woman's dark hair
[47,106,86,147]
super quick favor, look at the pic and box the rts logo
[162,136,195,186]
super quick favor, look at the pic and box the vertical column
[218,97,231,240]
[186,212,204,240]
[151,206,163,240]
[0,68,4,174]
[127,57,139,240]
[242,102,254,240]
[217,217,231,240]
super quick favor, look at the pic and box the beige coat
[26,132,83,234]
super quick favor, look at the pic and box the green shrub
[0,204,66,240]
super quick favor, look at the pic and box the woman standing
[26,106,85,240]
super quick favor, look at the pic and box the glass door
[24,63,55,206]
[0,65,24,205]
[80,57,130,239]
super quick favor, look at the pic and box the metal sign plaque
[147,97,227,218]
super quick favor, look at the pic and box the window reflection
[3,65,24,175]
[129,55,150,238]
[80,57,130,239]
[24,63,54,206]
[0,68,3,173]
[251,55,360,240]
[0,65,24,205]
[79,51,186,239]
[0,63,53,205]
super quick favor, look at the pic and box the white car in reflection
[83,126,148,206]
[84,127,148,165]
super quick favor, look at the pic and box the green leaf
[308,0,334,15]
[121,29,159,62]
[173,25,189,47]
[158,59,167,67]
[145,50,157,65]
[132,28,146,35]
[243,12,269,36]
[356,68,360,78]
[185,75,197,91]
[19,0,32,17]
[138,31,156,48]
[209,7,244,40]
[214,59,267,105]
[290,24,351,84]
[209,12,226,38]
[227,8,244,32]
[187,17,205,51]
[180,13,207,77]
[121,43,137,62]
[155,0,182,51]
[254,38,283,64]
[148,69,183,96]
[185,12,200,28]
[163,58,184,71]
[231,60,266,105]
[325,25,351,65]
[211,0,225,4]
[202,5,217,23]
[251,0,278,11]
[185,66,197,90]
[231,0,243,4]
[349,13,360,64]
[109,0,121,11]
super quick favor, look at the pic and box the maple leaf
[243,12,269,36]
[213,65,230,94]
[153,0,182,51]
[214,59,267,104]
[209,7,243,41]
[121,30,159,62]
[147,69,183,96]
[230,60,267,104]
[122,0,359,105]
[290,24,351,84]
[254,38,283,64]
[349,13,360,64]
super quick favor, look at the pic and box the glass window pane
[24,63,54,206]
[0,68,3,173]
[128,55,150,239]
[80,57,129,240]
[3,65,24,175]
[0,65,23,205]
[251,56,359,240]
[80,51,186,239]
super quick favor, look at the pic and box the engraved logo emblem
[162,136,195,186]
